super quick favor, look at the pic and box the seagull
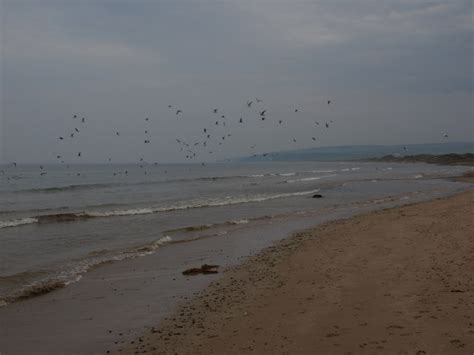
[315,121,320,125]
[12,162,17,167]
[247,101,253,107]
[145,130,148,134]
[59,137,64,140]
[81,117,85,123]
[73,115,77,119]
[443,133,449,138]
[260,110,267,116]
[145,118,150,121]
[215,121,219,125]
[176,110,182,115]
[168,105,172,108]
[255,97,262,103]
[279,120,282,124]
[144,140,150,144]
[75,128,79,132]
[70,133,74,138]
[325,123,329,128]
[203,128,207,133]
[116,132,120,136]
[77,152,81,157]
[293,138,297,143]
[312,137,316,141]
[213,109,218,113]
[327,100,331,105]
[239,118,243,123]
[295,109,299,113]
[221,115,225,119]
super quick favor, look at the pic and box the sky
[1,0,473,164]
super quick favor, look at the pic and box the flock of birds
[1,97,451,179]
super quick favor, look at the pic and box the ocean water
[0,161,470,305]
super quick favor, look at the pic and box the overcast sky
[1,0,473,163]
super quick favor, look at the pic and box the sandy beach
[116,185,474,354]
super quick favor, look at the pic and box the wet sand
[118,187,474,354]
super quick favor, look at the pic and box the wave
[286,174,337,183]
[20,183,112,194]
[0,217,39,229]
[0,236,173,305]
[0,189,320,229]
[10,172,296,195]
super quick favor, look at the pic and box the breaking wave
[0,189,320,229]
[0,236,173,305]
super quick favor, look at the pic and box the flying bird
[295,109,299,113]
[247,101,253,107]
[176,110,182,115]
[255,97,262,103]
[239,118,243,123]
[327,100,331,105]
[260,110,267,116]
[59,137,64,140]
[81,117,85,123]
[213,109,218,113]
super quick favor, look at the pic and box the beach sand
[115,187,474,354]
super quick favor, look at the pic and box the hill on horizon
[237,142,474,162]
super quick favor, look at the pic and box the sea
[0,160,471,306]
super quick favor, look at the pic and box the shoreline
[116,185,474,354]
[1,171,472,354]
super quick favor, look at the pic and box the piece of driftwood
[182,264,219,276]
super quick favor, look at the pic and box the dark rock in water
[312,194,323,198]
[182,264,219,276]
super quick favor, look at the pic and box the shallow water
[0,161,470,304]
